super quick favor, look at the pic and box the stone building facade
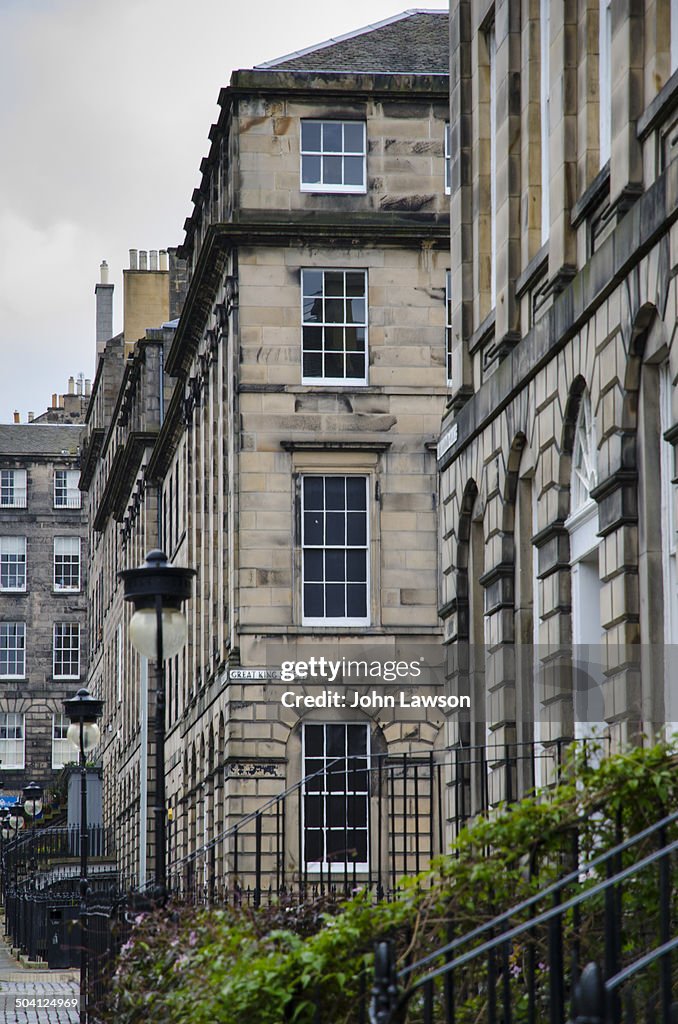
[80,251,187,884]
[0,423,87,798]
[88,11,453,893]
[440,0,678,816]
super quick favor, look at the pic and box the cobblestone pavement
[0,937,79,1023]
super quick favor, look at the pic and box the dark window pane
[303,351,323,378]
[303,476,323,508]
[305,726,324,756]
[347,725,367,755]
[348,298,365,323]
[305,830,322,862]
[345,353,365,379]
[347,477,367,510]
[353,831,368,862]
[323,122,342,152]
[324,352,344,378]
[323,155,343,183]
[328,795,346,825]
[305,759,323,789]
[344,328,360,352]
[347,797,367,827]
[325,512,345,545]
[324,326,344,351]
[325,549,345,582]
[301,154,321,184]
[327,725,346,756]
[304,512,323,545]
[303,325,323,349]
[303,298,322,322]
[327,830,346,860]
[325,584,346,618]
[324,298,344,322]
[345,272,365,297]
[347,583,367,618]
[325,477,344,509]
[343,156,364,186]
[347,550,367,583]
[324,272,344,296]
[346,512,367,546]
[305,795,323,827]
[302,270,324,297]
[301,122,322,151]
[305,549,323,581]
[343,123,364,151]
[304,583,324,618]
[348,760,369,791]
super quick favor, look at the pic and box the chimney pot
[129,249,138,270]
[52,393,57,408]
[159,249,169,271]
[27,412,34,422]
[150,250,158,271]
[139,250,148,271]
[13,411,19,423]
[68,376,75,395]
[84,379,91,397]
[100,260,109,285]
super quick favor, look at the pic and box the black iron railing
[370,809,678,1023]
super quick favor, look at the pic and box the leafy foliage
[104,741,678,1023]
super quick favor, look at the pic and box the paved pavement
[0,935,79,1023]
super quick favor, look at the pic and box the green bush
[104,741,678,1024]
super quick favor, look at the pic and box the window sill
[0,589,27,595]
[515,242,549,299]
[468,309,496,357]
[300,185,367,195]
[571,162,610,229]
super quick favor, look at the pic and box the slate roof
[256,10,449,75]
[0,424,84,457]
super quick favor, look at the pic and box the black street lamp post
[63,687,103,1024]
[119,550,194,903]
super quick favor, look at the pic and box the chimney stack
[95,259,114,354]
[13,411,19,423]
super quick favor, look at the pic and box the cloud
[0,0,448,420]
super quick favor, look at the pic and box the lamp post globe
[22,782,43,819]
[119,550,195,903]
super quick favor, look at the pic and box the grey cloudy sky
[0,0,448,423]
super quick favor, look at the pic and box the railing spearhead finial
[572,963,605,1024]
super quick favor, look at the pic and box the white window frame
[301,269,368,386]
[300,120,367,194]
[488,23,497,308]
[53,623,81,680]
[0,537,26,592]
[599,0,612,167]
[302,722,370,873]
[444,122,451,195]
[0,470,27,509]
[54,469,81,509]
[54,536,81,591]
[52,714,75,769]
[446,271,453,385]
[0,622,26,679]
[540,0,551,244]
[301,475,370,626]
[0,713,25,769]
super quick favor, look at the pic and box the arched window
[571,390,598,513]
